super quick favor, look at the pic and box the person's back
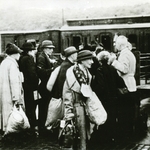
[49,46,77,99]
[0,43,23,132]
[19,53,39,91]
[19,42,39,132]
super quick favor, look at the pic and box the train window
[127,34,137,51]
[100,33,112,51]
[144,34,150,53]
[73,36,81,49]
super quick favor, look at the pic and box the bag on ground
[85,91,107,126]
[4,105,30,135]
[45,97,64,127]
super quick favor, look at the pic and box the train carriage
[60,15,150,53]
[0,29,61,54]
[1,15,150,84]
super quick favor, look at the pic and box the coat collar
[7,56,19,68]
[66,65,92,93]
[66,66,81,93]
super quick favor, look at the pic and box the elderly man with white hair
[109,35,137,138]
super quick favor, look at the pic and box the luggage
[45,97,64,127]
[4,105,30,135]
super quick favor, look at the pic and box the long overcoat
[19,53,39,128]
[63,65,94,150]
[0,56,24,131]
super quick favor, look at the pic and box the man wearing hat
[36,40,57,135]
[62,50,94,149]
[0,43,24,133]
[47,46,78,99]
[19,42,39,134]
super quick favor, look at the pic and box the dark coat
[52,58,74,98]
[19,52,39,91]
[36,52,56,96]
[92,62,126,103]
[91,62,126,139]
[89,56,100,76]
[19,53,39,128]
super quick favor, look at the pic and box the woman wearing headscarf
[62,50,95,150]
[0,43,24,133]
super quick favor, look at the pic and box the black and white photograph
[0,0,150,149]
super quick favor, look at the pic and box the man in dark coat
[36,40,57,135]
[19,42,39,133]
[50,46,78,99]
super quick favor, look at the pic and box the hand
[65,113,75,121]
[49,58,57,64]
[107,53,116,65]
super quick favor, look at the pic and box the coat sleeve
[8,64,21,101]
[111,53,130,74]
[36,54,53,80]
[63,80,74,120]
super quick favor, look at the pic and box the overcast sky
[0,0,150,10]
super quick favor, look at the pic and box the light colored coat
[112,48,136,92]
[63,65,94,150]
[0,56,24,131]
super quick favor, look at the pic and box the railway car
[60,15,150,53]
[0,29,60,54]
[60,15,150,85]
[1,15,150,84]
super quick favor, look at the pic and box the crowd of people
[0,35,138,150]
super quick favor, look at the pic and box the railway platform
[0,84,150,150]
[0,119,150,150]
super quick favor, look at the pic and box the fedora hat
[21,42,35,51]
[77,50,94,62]
[64,46,78,57]
[41,40,55,48]
[5,43,22,55]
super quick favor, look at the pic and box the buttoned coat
[0,56,24,131]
